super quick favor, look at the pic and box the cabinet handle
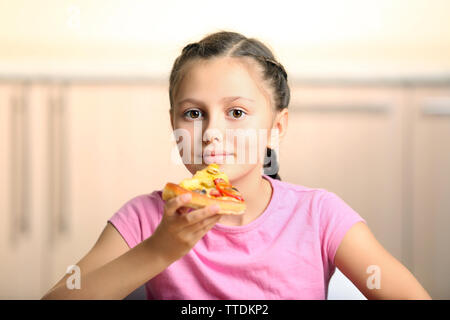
[290,103,390,113]
[47,89,58,242]
[421,99,450,116]
[48,84,70,238]
[10,93,21,242]
[10,84,31,241]
[20,84,31,235]
[57,84,70,235]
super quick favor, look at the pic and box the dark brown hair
[169,30,290,180]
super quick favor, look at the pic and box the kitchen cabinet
[1,79,449,299]
[0,81,189,298]
[0,83,48,298]
[279,85,407,262]
[42,82,189,292]
[410,86,450,299]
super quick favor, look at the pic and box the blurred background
[0,0,449,299]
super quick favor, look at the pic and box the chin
[211,163,259,182]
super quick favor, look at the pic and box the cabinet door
[0,83,48,299]
[278,85,407,263]
[44,83,189,289]
[410,87,450,299]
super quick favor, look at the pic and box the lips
[205,151,232,157]
[203,149,233,157]
[203,151,234,164]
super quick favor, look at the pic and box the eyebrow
[176,96,254,107]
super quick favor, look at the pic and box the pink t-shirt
[108,174,366,300]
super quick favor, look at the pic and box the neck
[230,166,265,203]
[218,165,272,226]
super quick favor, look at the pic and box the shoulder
[265,174,330,207]
[120,190,164,212]
[109,189,165,227]
[108,189,165,248]
[265,175,364,225]
[264,175,337,226]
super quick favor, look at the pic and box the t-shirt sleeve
[108,191,164,249]
[319,191,367,267]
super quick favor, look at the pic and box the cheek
[227,129,268,165]
[172,123,195,159]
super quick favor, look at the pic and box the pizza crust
[162,183,246,215]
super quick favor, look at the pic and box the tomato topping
[209,188,221,197]
[213,178,244,202]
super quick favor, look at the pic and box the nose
[203,111,225,144]
[203,128,222,144]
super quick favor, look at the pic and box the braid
[263,147,281,180]
[256,55,288,80]
[182,42,200,54]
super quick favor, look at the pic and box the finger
[178,204,220,227]
[177,214,220,245]
[164,193,192,216]
[183,212,221,235]
[191,215,222,240]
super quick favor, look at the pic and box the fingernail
[210,205,220,212]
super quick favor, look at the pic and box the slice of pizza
[162,163,246,215]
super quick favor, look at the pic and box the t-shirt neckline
[211,174,278,234]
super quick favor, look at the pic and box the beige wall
[1,0,450,77]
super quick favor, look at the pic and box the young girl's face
[170,56,279,181]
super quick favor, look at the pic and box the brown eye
[184,109,203,120]
[229,108,246,119]
[190,110,200,118]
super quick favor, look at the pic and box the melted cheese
[179,164,229,190]
[178,164,243,202]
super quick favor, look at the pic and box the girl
[42,31,431,300]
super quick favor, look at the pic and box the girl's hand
[150,193,221,263]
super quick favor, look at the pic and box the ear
[268,108,288,148]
